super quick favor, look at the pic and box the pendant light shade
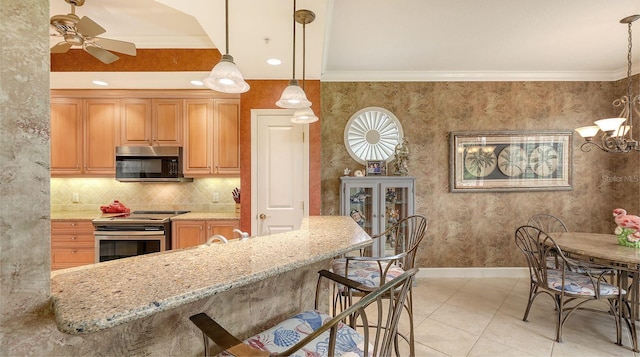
[203,0,249,94]
[276,79,312,108]
[291,106,318,123]
[203,54,250,93]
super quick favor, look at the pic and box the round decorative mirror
[343,107,404,165]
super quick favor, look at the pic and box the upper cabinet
[184,98,240,176]
[51,90,240,177]
[121,99,183,146]
[51,98,83,175]
[51,98,120,176]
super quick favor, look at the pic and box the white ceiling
[49,0,640,89]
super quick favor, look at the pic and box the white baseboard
[417,267,528,279]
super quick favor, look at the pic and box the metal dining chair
[189,268,418,357]
[514,225,627,345]
[527,214,568,270]
[330,214,428,356]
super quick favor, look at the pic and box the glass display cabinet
[340,176,415,257]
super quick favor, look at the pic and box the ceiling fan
[50,0,136,64]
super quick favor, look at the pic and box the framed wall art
[449,130,573,192]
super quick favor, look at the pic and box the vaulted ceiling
[50,0,640,89]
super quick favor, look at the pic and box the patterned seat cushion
[219,310,370,357]
[547,269,623,296]
[331,258,405,288]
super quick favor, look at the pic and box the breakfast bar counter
[50,216,370,337]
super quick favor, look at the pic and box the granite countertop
[50,216,371,334]
[50,211,239,221]
[170,212,239,220]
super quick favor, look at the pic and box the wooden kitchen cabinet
[51,98,120,176]
[51,98,83,175]
[121,98,183,146]
[84,99,120,175]
[172,219,240,249]
[51,220,95,270]
[183,98,240,176]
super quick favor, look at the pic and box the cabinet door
[213,99,240,175]
[152,99,183,146]
[206,220,239,241]
[51,98,83,175]
[342,181,379,237]
[172,220,206,249]
[380,180,415,257]
[84,99,120,175]
[121,98,152,146]
[183,99,213,175]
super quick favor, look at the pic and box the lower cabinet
[172,220,240,249]
[51,221,95,270]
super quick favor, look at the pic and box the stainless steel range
[92,210,190,262]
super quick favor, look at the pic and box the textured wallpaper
[51,177,241,213]
[320,79,640,268]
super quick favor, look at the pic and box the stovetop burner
[92,210,190,226]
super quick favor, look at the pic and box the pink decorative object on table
[613,208,640,246]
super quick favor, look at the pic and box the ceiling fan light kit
[575,14,640,153]
[50,0,137,64]
[203,0,250,94]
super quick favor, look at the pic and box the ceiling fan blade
[76,16,105,38]
[51,42,72,53]
[92,37,137,56]
[85,45,119,64]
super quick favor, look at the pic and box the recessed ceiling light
[267,58,282,66]
[92,80,108,86]
[190,80,204,86]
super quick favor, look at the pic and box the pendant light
[276,0,312,109]
[202,0,250,93]
[291,8,319,124]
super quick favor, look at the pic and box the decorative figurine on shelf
[385,188,397,203]
[613,208,640,248]
[343,168,351,176]
[350,190,369,203]
[392,137,410,176]
[350,209,365,228]
[387,208,399,224]
[353,169,365,177]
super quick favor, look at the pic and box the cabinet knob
[70,236,77,240]
[259,213,267,220]
[71,250,77,254]
[200,226,203,230]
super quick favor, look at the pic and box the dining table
[549,231,640,352]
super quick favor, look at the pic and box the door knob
[259,213,267,220]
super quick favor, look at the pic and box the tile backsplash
[51,177,240,213]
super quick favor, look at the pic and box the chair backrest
[385,214,428,270]
[527,213,568,233]
[309,267,419,357]
[514,225,550,285]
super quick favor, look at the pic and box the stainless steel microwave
[115,146,193,182]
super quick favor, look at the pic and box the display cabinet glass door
[380,183,413,257]
[343,183,378,238]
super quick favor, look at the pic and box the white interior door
[251,109,309,236]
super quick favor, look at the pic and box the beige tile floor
[409,276,638,357]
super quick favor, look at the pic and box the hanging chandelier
[202,0,250,93]
[575,15,640,153]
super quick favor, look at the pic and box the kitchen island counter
[50,216,370,336]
